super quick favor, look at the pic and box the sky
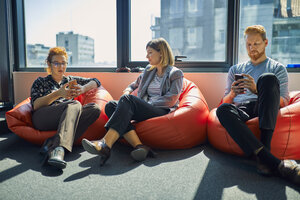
[25,0,160,64]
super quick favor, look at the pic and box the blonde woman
[82,38,184,166]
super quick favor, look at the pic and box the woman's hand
[71,84,86,98]
[58,83,78,99]
[123,90,131,95]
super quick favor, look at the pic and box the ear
[264,39,268,47]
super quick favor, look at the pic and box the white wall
[13,72,300,110]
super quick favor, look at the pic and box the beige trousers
[32,100,100,152]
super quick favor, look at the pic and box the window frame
[124,0,238,72]
[11,0,300,72]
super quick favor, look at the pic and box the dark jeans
[105,94,170,137]
[216,73,280,156]
[32,100,100,152]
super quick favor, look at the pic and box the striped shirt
[147,73,164,105]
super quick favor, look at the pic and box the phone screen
[234,74,243,81]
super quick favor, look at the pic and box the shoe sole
[48,159,67,169]
[131,148,148,161]
[82,139,100,155]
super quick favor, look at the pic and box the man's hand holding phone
[232,73,258,95]
[232,74,245,95]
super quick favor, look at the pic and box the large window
[10,0,299,71]
[24,0,116,68]
[130,0,228,62]
[238,0,300,67]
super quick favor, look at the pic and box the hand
[231,80,245,96]
[68,79,77,89]
[122,88,132,95]
[241,74,257,94]
[123,90,131,95]
[71,84,85,98]
[58,83,74,99]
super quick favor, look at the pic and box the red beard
[248,49,265,61]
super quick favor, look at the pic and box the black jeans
[104,94,170,137]
[216,73,280,156]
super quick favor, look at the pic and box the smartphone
[234,74,243,81]
[234,74,244,93]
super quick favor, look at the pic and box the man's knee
[216,103,235,119]
[257,73,279,88]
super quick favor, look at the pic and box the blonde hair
[45,47,68,74]
[244,25,267,40]
[146,38,174,71]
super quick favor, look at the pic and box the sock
[256,147,281,170]
[260,129,274,150]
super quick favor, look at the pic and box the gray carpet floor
[1,130,300,200]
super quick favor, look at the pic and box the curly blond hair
[46,47,68,74]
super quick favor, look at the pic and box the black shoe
[130,144,156,162]
[256,157,273,176]
[277,160,300,185]
[48,147,67,169]
[82,138,111,166]
[40,136,60,155]
[40,138,53,155]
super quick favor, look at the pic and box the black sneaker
[278,160,300,185]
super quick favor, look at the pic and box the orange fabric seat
[5,86,113,145]
[132,78,209,149]
[207,91,300,160]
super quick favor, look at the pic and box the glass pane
[24,0,116,68]
[239,0,300,67]
[131,0,228,62]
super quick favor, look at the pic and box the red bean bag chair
[5,86,113,145]
[132,78,209,149]
[207,91,300,160]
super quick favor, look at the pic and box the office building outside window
[23,0,300,70]
[131,0,228,62]
[239,0,300,67]
[56,31,94,66]
[24,0,116,68]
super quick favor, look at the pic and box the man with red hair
[217,25,300,185]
